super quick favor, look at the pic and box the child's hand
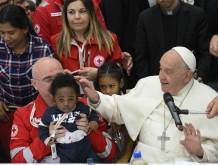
[55,126,67,139]
[89,121,99,131]
[47,137,56,146]
[49,121,56,136]
[76,113,89,133]
[44,137,56,146]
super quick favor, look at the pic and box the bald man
[10,57,89,163]
[79,46,218,163]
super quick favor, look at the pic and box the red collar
[34,95,48,117]
[54,0,64,6]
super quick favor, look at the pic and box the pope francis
[79,46,218,163]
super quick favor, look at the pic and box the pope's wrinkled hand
[180,123,204,158]
[75,76,99,103]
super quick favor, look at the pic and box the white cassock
[89,76,218,163]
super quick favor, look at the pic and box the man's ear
[184,70,193,83]
[23,27,28,36]
[51,96,55,103]
[31,79,37,90]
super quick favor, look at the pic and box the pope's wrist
[89,93,100,105]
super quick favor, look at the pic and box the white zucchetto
[172,46,196,72]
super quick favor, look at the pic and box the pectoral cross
[157,131,170,151]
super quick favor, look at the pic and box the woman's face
[0,22,27,49]
[66,0,90,35]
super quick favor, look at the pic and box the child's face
[54,87,77,113]
[98,75,121,96]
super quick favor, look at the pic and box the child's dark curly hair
[50,72,80,96]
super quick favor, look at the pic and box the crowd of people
[0,0,218,163]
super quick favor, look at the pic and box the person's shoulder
[34,0,57,14]
[107,31,118,41]
[140,5,159,15]
[46,106,58,113]
[181,2,205,14]
[42,106,59,117]
[37,0,55,8]
[39,1,49,7]
[50,32,61,43]
[30,35,51,47]
[138,75,159,83]
[134,76,159,89]
[76,102,90,112]
[0,38,6,48]
[14,101,35,119]
[34,1,49,13]
[193,80,217,97]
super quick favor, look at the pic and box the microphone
[163,93,183,131]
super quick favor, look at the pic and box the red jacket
[10,96,51,163]
[10,95,117,162]
[51,33,122,71]
[92,0,106,28]
[32,0,105,44]
[32,0,63,44]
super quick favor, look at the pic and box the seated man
[10,57,90,163]
[79,46,218,163]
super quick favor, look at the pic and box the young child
[91,62,134,163]
[39,73,99,163]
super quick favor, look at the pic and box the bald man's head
[32,57,63,80]
[31,57,63,106]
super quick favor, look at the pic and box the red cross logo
[94,55,105,67]
[11,124,18,137]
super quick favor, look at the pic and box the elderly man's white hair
[172,46,196,72]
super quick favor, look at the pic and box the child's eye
[69,98,75,101]
[58,99,64,102]
[99,85,106,90]
[109,85,115,88]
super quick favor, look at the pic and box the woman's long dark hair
[0,4,36,35]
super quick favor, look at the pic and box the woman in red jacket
[51,0,131,80]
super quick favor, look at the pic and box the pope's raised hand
[180,123,203,158]
[75,76,99,103]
